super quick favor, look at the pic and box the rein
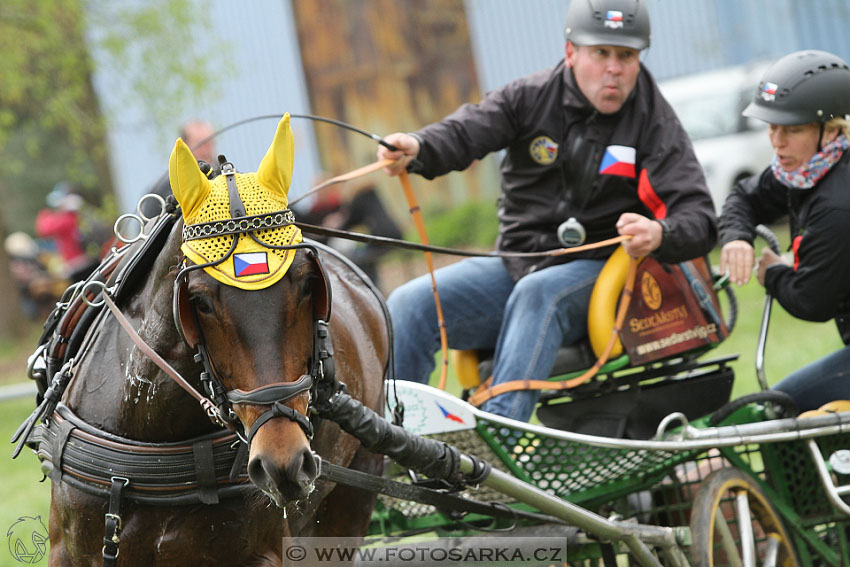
[189,113,640,404]
[467,256,638,406]
[100,292,225,426]
[292,155,637,400]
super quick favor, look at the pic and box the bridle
[170,243,333,444]
[99,159,335,446]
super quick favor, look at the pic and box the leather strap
[398,170,450,389]
[288,159,395,207]
[246,401,314,444]
[101,293,218,419]
[318,460,561,525]
[467,256,639,407]
[102,476,128,567]
[192,440,219,505]
[226,374,313,405]
[49,418,76,483]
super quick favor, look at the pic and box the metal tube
[715,513,742,567]
[472,407,850,453]
[460,456,682,567]
[735,491,756,567]
[807,439,850,517]
[762,535,780,567]
[755,296,773,391]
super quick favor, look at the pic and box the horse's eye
[189,295,215,315]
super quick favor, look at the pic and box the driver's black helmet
[743,50,850,125]
[564,0,651,51]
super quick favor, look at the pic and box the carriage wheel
[690,467,797,567]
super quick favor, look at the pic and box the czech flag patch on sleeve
[234,252,270,277]
[599,145,636,178]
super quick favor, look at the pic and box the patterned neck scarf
[771,134,849,189]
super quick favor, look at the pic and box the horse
[37,115,389,565]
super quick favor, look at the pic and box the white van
[659,61,776,213]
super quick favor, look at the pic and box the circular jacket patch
[529,136,559,165]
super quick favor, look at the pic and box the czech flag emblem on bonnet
[169,114,303,291]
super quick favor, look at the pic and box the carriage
[11,115,850,566]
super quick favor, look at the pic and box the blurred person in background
[297,180,402,288]
[719,50,850,412]
[376,0,716,421]
[4,231,61,319]
[35,181,99,282]
[143,119,217,217]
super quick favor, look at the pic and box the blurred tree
[0,0,215,337]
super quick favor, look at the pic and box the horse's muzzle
[247,447,319,505]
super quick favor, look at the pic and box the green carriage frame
[368,378,850,566]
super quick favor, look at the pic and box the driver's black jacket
[408,59,717,280]
[719,151,850,344]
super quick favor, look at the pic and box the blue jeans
[772,343,850,412]
[387,257,605,421]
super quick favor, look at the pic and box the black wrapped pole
[316,388,461,482]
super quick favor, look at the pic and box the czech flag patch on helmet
[599,145,636,177]
[234,252,270,277]
[605,10,624,29]
[761,81,778,102]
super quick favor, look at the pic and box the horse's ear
[256,113,294,203]
[169,138,211,219]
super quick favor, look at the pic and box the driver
[719,50,850,412]
[377,0,716,421]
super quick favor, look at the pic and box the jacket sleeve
[35,209,76,238]
[718,170,788,246]
[636,111,717,263]
[764,205,850,322]
[411,80,526,179]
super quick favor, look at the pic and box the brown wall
[292,0,499,220]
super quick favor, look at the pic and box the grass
[2,397,51,567]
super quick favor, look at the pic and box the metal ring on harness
[113,213,146,244]
[81,281,108,308]
[136,193,167,223]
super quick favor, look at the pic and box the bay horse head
[169,114,328,505]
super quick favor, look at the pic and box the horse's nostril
[247,455,277,489]
[290,448,318,486]
[301,449,318,482]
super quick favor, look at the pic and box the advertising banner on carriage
[619,257,728,365]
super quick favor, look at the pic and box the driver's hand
[756,247,784,286]
[720,240,755,286]
[617,213,662,258]
[377,133,420,176]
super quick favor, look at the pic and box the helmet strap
[818,122,825,153]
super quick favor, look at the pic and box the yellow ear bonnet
[170,114,303,290]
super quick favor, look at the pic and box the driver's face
[566,42,641,114]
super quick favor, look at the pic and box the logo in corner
[641,271,663,311]
[529,136,559,165]
[7,516,48,564]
